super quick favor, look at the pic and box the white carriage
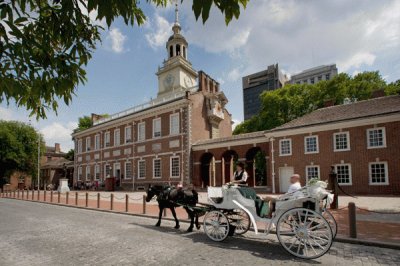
[203,180,337,259]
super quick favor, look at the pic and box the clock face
[163,74,175,89]
[184,76,193,88]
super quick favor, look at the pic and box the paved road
[0,199,398,266]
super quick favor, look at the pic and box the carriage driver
[231,162,248,185]
[263,174,302,217]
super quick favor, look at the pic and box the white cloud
[145,14,172,49]
[105,28,127,53]
[231,119,242,131]
[339,52,376,72]
[0,106,14,121]
[39,122,77,152]
[227,68,242,82]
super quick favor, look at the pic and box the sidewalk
[1,190,399,246]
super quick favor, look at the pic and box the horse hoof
[187,228,193,232]
[175,225,180,229]
[155,223,160,227]
[196,225,201,230]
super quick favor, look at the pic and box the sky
[1,0,400,152]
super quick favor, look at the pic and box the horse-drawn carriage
[202,180,337,259]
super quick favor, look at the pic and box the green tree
[64,149,75,161]
[0,121,44,187]
[76,116,92,132]
[233,71,400,134]
[0,0,249,119]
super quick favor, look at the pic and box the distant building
[289,64,338,85]
[242,64,288,120]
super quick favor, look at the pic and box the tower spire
[174,2,179,25]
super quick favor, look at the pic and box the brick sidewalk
[1,190,399,245]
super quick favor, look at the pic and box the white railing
[93,86,198,126]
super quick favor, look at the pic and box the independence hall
[73,8,400,195]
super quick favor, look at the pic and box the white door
[279,167,294,193]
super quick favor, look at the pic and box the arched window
[183,46,186,59]
[176,44,181,56]
[169,45,173,58]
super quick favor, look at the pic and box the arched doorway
[200,153,214,188]
[246,147,267,187]
[221,150,238,184]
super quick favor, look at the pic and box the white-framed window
[138,122,146,141]
[369,162,389,185]
[86,165,91,180]
[95,134,100,150]
[104,132,110,147]
[335,164,352,185]
[153,158,161,178]
[170,113,180,135]
[95,164,100,180]
[78,139,82,154]
[306,165,320,181]
[367,127,386,149]
[78,166,82,180]
[125,162,132,179]
[114,128,120,146]
[153,118,161,138]
[105,164,111,178]
[279,139,292,156]
[86,137,91,152]
[138,160,146,179]
[125,126,132,143]
[334,132,350,151]
[170,157,180,178]
[304,136,319,154]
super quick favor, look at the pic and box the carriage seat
[237,187,269,218]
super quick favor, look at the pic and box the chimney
[55,143,61,153]
[371,89,386,99]
[324,99,335,107]
[91,113,103,124]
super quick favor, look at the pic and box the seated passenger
[263,174,302,217]
[231,162,248,185]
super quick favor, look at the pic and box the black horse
[146,185,200,232]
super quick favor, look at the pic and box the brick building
[192,95,400,195]
[71,8,232,190]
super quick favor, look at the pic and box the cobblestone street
[0,198,398,266]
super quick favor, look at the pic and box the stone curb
[3,197,400,251]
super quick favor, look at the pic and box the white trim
[104,131,111,148]
[124,161,132,180]
[94,134,100,150]
[78,139,83,154]
[366,127,387,149]
[305,165,320,181]
[152,118,161,138]
[137,122,146,141]
[153,158,162,179]
[94,164,100,180]
[170,156,180,178]
[137,160,146,179]
[335,163,352,185]
[279,138,292,156]
[169,113,180,135]
[192,136,266,151]
[85,165,91,181]
[104,164,111,179]
[114,128,121,146]
[85,137,91,152]
[265,113,400,139]
[369,161,389,185]
[124,125,132,144]
[333,131,350,152]
[78,166,82,181]
[113,162,121,178]
[304,135,319,154]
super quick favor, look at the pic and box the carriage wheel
[323,210,337,239]
[227,209,251,235]
[203,210,230,242]
[276,208,333,259]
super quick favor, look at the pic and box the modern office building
[290,64,338,85]
[242,64,288,120]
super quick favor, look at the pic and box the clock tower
[156,4,198,98]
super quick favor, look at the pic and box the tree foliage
[64,149,75,161]
[0,120,44,187]
[234,71,400,135]
[0,0,248,119]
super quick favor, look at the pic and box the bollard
[143,195,146,214]
[97,193,100,208]
[32,189,34,200]
[66,192,69,204]
[85,192,88,207]
[17,190,20,199]
[75,192,78,206]
[163,208,167,217]
[110,194,114,210]
[14,191,16,198]
[58,192,60,203]
[348,202,357,238]
[125,194,129,212]
[50,191,53,203]
[22,190,25,199]
[44,190,46,202]
[37,190,40,201]
[27,190,29,199]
